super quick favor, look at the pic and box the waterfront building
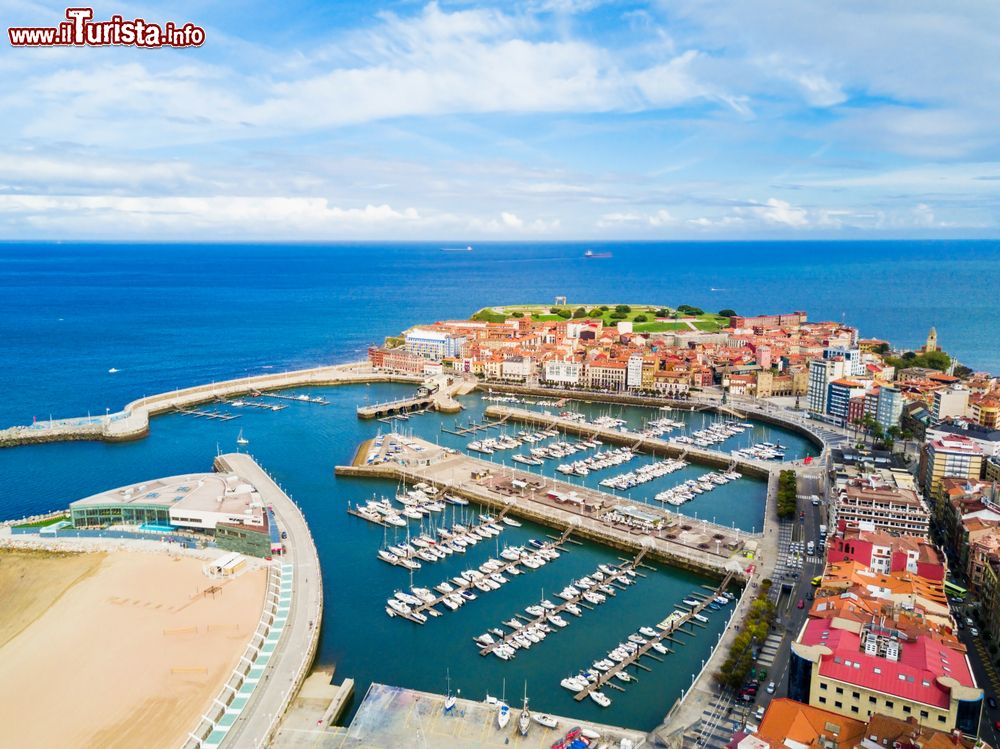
[626,353,643,390]
[919,435,985,498]
[789,615,982,733]
[500,355,533,382]
[874,385,904,431]
[542,358,582,386]
[585,359,627,391]
[403,328,466,360]
[809,358,848,415]
[828,379,869,426]
[832,479,931,538]
[69,473,277,557]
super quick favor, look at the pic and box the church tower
[925,326,938,353]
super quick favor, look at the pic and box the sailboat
[496,678,510,729]
[444,669,457,712]
[518,682,531,736]
[236,428,249,446]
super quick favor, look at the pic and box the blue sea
[0,240,997,729]
[1,240,998,427]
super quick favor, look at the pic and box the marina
[475,549,649,659]
[569,571,736,704]
[0,381,785,730]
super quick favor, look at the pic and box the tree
[599,305,610,311]
[954,364,973,378]
[655,308,670,317]
[511,311,523,318]
[634,314,648,322]
[718,309,737,317]
[588,308,603,317]
[678,304,704,316]
[555,307,573,319]
[615,304,631,313]
[572,306,587,319]
[609,311,628,320]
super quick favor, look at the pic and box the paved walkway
[206,453,324,749]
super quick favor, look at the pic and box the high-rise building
[808,358,848,414]
[920,435,985,497]
[874,386,904,431]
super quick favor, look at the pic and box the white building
[808,358,848,414]
[626,354,644,390]
[543,360,582,386]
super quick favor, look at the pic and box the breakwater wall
[0,361,419,448]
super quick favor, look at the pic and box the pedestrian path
[196,562,294,749]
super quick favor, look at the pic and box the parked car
[766,682,776,694]
[971,627,979,636]
[755,706,766,721]
[797,598,805,609]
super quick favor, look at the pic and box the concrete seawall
[483,405,775,479]
[336,453,755,578]
[0,361,420,448]
[475,381,827,453]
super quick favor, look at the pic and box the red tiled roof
[800,618,974,708]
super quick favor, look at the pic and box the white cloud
[753,198,809,227]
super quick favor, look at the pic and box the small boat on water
[108,367,119,374]
[236,428,249,446]
[502,517,522,527]
[590,690,612,707]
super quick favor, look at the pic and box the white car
[766,681,776,694]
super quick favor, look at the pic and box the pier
[356,374,475,419]
[337,433,760,577]
[572,570,736,701]
[175,407,239,421]
[477,547,648,657]
[0,361,422,448]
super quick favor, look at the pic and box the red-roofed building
[826,530,945,581]
[789,617,982,734]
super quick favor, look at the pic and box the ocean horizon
[1,239,997,427]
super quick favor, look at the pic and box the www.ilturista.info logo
[8,7,205,47]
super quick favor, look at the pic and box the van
[807,541,815,555]
[819,524,827,537]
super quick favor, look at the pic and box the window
[820,683,828,691]
[851,706,859,714]
[819,696,827,704]
[835,701,843,709]
[903,706,911,714]
[937,716,947,724]
[885,701,894,709]
[836,687,844,695]
[852,692,860,700]
[920,711,929,719]
[869,696,877,704]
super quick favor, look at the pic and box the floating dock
[478,548,648,658]
[572,570,736,701]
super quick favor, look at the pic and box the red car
[797,599,805,609]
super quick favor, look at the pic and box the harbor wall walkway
[0,361,418,448]
[337,447,758,578]
[201,453,324,749]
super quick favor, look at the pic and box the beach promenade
[0,361,417,447]
[205,453,324,749]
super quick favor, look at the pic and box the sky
[1,0,999,240]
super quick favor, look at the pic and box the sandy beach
[0,548,266,749]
